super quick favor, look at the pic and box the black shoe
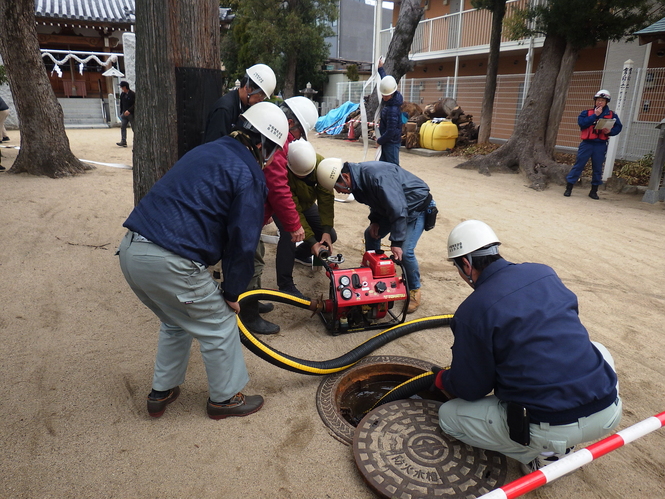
[239,300,280,335]
[258,301,274,314]
[207,392,264,420]
[117,141,127,147]
[294,254,313,266]
[563,182,573,197]
[0,165,5,172]
[278,286,309,301]
[146,386,180,418]
[2,136,9,142]
[589,186,600,200]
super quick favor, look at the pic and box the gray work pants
[117,231,249,402]
[438,342,622,464]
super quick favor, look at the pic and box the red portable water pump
[317,250,410,335]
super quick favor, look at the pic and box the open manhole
[354,399,508,499]
[316,355,446,445]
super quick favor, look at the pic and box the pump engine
[318,250,409,335]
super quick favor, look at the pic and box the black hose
[238,289,453,375]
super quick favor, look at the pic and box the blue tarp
[315,101,360,135]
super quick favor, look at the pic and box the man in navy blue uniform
[564,89,622,199]
[117,102,288,420]
[432,220,622,474]
[376,59,404,166]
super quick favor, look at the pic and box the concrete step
[58,98,107,127]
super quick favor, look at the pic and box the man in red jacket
[240,96,319,335]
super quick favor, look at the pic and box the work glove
[429,365,446,392]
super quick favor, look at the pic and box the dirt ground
[1,128,664,499]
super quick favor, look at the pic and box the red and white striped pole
[479,411,665,499]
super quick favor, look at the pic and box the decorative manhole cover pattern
[353,399,508,499]
[316,355,436,445]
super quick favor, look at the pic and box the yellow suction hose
[237,288,453,376]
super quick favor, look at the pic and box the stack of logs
[339,97,478,150]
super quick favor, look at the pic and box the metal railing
[380,0,546,56]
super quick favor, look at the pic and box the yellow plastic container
[419,120,458,151]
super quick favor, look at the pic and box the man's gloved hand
[430,365,445,392]
[429,365,455,400]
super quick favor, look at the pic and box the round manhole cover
[316,355,442,445]
[353,399,508,499]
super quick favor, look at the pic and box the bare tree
[0,0,90,177]
[133,0,221,204]
[366,0,423,119]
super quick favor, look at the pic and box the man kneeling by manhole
[429,220,622,476]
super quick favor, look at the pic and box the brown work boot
[407,288,421,314]
[147,386,180,418]
[207,392,264,420]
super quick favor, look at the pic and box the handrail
[380,0,545,56]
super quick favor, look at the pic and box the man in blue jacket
[564,89,622,199]
[377,59,404,166]
[117,102,288,420]
[317,159,436,313]
[432,220,622,474]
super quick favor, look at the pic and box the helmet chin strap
[455,245,500,288]
[454,256,475,288]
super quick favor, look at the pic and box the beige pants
[0,109,10,138]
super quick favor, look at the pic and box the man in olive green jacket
[274,140,337,297]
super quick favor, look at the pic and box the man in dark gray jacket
[317,159,436,313]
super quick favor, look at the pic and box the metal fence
[333,67,665,161]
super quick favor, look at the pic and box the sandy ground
[1,127,664,499]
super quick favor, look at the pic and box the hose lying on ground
[237,289,453,376]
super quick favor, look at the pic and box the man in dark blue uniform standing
[564,89,622,199]
[117,102,288,420]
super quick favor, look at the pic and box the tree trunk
[544,42,579,156]
[283,53,298,98]
[0,0,90,177]
[458,34,571,190]
[133,0,220,205]
[477,0,506,144]
[366,0,423,119]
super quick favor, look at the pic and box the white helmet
[447,220,501,260]
[316,158,344,191]
[246,64,276,97]
[594,89,611,102]
[240,102,288,161]
[285,96,319,139]
[379,75,397,96]
[287,139,317,176]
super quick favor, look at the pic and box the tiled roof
[34,1,234,25]
[35,0,135,24]
[634,17,665,36]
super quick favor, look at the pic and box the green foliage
[221,0,337,93]
[501,0,662,49]
[346,64,359,82]
[0,65,8,86]
[614,152,654,185]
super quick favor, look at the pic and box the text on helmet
[449,242,463,253]
[266,124,283,140]
[250,72,264,83]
